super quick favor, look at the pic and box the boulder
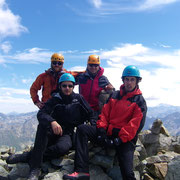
[165,156,180,180]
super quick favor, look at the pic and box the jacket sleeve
[118,96,147,143]
[79,95,97,126]
[98,75,110,88]
[37,98,57,126]
[99,75,114,93]
[67,70,85,78]
[96,98,113,130]
[30,74,44,104]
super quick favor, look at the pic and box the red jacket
[96,84,147,143]
[30,68,81,104]
[77,67,110,111]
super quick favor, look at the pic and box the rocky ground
[0,119,180,180]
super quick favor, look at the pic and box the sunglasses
[52,61,63,66]
[61,84,74,88]
[88,64,99,67]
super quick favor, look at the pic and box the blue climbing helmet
[122,65,141,78]
[59,73,75,84]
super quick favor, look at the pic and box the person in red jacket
[63,65,147,180]
[76,55,114,117]
[30,53,81,109]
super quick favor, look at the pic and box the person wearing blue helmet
[121,65,142,92]
[63,66,147,180]
[6,73,96,180]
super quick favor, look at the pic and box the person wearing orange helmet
[30,53,81,109]
[76,55,114,118]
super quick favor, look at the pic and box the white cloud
[0,87,29,95]
[0,41,12,53]
[22,78,34,85]
[69,0,180,17]
[90,0,102,8]
[98,43,180,69]
[81,49,102,54]
[101,44,148,60]
[0,54,5,63]
[2,48,103,65]
[138,0,179,10]
[69,66,86,71]
[160,44,171,48]
[0,87,37,113]
[5,48,52,64]
[153,42,171,48]
[0,0,27,38]
[0,95,37,113]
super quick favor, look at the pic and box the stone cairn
[1,119,180,180]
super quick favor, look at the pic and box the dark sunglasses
[52,61,63,66]
[88,64,99,67]
[61,84,74,88]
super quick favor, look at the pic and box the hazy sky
[0,0,180,114]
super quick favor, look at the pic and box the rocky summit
[0,119,180,180]
[1,104,180,152]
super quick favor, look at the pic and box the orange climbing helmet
[87,55,100,64]
[51,53,64,63]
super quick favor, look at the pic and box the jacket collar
[120,84,142,98]
[45,68,66,76]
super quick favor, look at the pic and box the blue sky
[0,0,180,114]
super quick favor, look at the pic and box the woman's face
[60,81,74,95]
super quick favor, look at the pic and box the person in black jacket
[6,73,96,180]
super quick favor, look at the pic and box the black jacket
[37,91,96,135]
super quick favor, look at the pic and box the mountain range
[0,111,38,150]
[0,104,180,150]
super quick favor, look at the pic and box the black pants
[74,124,136,180]
[29,124,72,169]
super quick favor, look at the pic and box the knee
[56,141,72,155]
[37,124,52,135]
[76,124,88,136]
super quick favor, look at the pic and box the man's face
[60,81,74,96]
[87,64,100,75]
[51,61,63,72]
[124,76,137,92]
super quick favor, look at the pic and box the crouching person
[6,73,96,180]
[63,65,147,180]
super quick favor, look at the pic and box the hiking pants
[29,124,72,169]
[74,124,136,180]
[116,142,136,180]
[74,124,97,173]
